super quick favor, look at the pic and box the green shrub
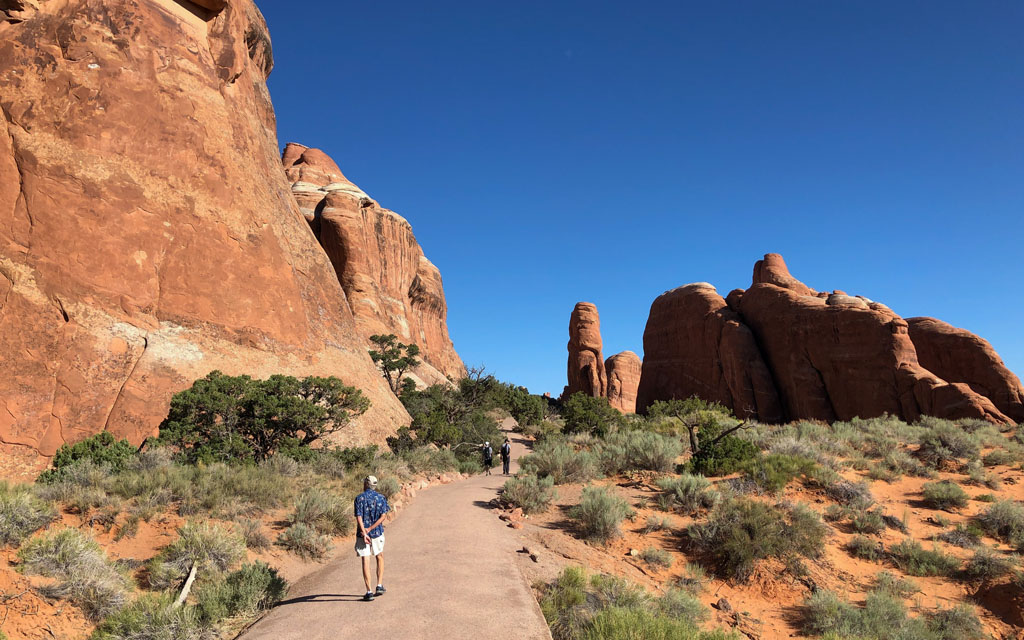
[639,547,673,569]
[501,475,556,515]
[740,453,817,493]
[569,486,633,545]
[657,588,708,623]
[148,521,245,589]
[0,482,57,546]
[921,481,969,511]
[655,474,718,515]
[156,371,370,463]
[520,440,598,485]
[916,422,980,468]
[598,431,682,474]
[686,497,826,581]
[982,449,1015,467]
[888,539,959,577]
[874,571,918,598]
[90,594,205,640]
[882,449,932,477]
[18,528,129,620]
[927,604,986,640]
[850,511,886,535]
[977,499,1024,543]
[962,547,1015,581]
[802,588,984,640]
[974,493,996,502]
[581,607,726,640]
[236,519,271,550]
[640,515,671,534]
[376,477,400,500]
[938,522,983,548]
[675,563,709,595]
[195,562,288,624]
[561,393,621,437]
[288,487,351,536]
[846,535,883,561]
[822,480,874,510]
[38,432,137,483]
[277,523,330,560]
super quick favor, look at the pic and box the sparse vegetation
[962,546,1014,581]
[277,522,331,560]
[502,474,556,514]
[938,522,983,548]
[639,546,673,569]
[195,561,288,624]
[921,480,969,511]
[520,440,598,485]
[289,487,352,536]
[740,453,817,493]
[655,474,719,515]
[0,481,57,546]
[847,535,883,561]
[915,422,980,469]
[597,430,682,474]
[888,539,959,577]
[569,486,634,545]
[977,499,1024,543]
[802,587,984,640]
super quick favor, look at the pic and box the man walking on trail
[354,475,390,602]
[482,441,494,475]
[500,438,512,475]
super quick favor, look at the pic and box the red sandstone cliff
[282,143,464,383]
[0,0,416,464]
[566,302,607,399]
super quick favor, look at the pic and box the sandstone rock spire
[566,302,607,398]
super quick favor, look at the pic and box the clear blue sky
[260,1,1023,396]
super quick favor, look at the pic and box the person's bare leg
[375,553,384,587]
[362,556,373,592]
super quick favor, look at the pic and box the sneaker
[375,585,386,596]
[362,592,374,602]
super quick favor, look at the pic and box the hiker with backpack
[481,441,494,475]
[500,438,512,475]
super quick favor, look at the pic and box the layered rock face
[636,254,1019,425]
[605,351,641,413]
[907,317,1024,422]
[636,284,783,421]
[0,0,411,461]
[566,302,607,398]
[282,143,464,383]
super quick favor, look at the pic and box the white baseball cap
[365,475,378,487]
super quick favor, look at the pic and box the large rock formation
[636,254,1018,425]
[566,302,606,398]
[907,317,1024,423]
[605,351,641,414]
[0,0,413,466]
[636,284,783,421]
[282,143,463,383]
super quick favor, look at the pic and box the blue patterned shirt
[354,489,390,539]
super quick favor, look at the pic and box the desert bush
[457,458,483,475]
[235,519,271,550]
[259,455,301,478]
[597,431,682,474]
[977,499,1024,543]
[962,546,1015,581]
[639,547,673,569]
[926,605,986,640]
[874,571,918,598]
[769,436,835,467]
[655,474,718,514]
[850,511,886,535]
[686,497,826,581]
[675,563,709,595]
[821,479,874,509]
[916,422,980,468]
[938,522,983,548]
[18,528,129,620]
[90,593,205,640]
[740,453,817,493]
[399,446,459,475]
[148,521,245,589]
[0,482,57,546]
[38,432,137,484]
[966,459,1001,489]
[501,475,556,515]
[921,481,969,511]
[277,523,330,560]
[520,440,598,485]
[867,464,898,482]
[888,539,959,577]
[288,487,351,536]
[195,561,288,624]
[569,486,633,545]
[640,515,671,534]
[561,393,621,437]
[982,449,1015,467]
[376,477,400,500]
[974,493,996,502]
[657,588,708,622]
[802,587,984,640]
[155,371,370,463]
[881,449,932,478]
[846,535,883,561]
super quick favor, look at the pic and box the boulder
[907,317,1024,422]
[605,351,642,413]
[0,0,410,462]
[566,302,606,398]
[751,253,816,296]
[282,143,464,383]
[636,283,783,421]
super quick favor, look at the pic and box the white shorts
[355,534,385,557]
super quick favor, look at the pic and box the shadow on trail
[274,594,368,606]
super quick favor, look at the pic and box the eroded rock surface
[605,351,641,414]
[282,143,464,383]
[566,302,606,398]
[0,0,410,460]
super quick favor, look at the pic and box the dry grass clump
[501,474,556,515]
[277,523,331,561]
[0,481,58,546]
[569,486,634,545]
[655,474,719,515]
[148,521,245,590]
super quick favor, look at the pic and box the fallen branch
[173,563,197,609]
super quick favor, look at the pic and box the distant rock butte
[0,0,462,466]
[605,351,641,414]
[282,143,464,383]
[632,254,1019,425]
[566,302,607,399]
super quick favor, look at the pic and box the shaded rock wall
[0,0,410,461]
[635,254,1019,425]
[605,351,641,414]
[282,143,464,383]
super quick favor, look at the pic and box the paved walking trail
[240,419,551,640]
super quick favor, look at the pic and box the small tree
[368,334,420,394]
[561,393,620,437]
[647,397,756,475]
[157,371,370,463]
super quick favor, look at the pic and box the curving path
[239,419,551,640]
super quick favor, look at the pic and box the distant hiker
[482,441,494,475]
[354,475,390,601]
[500,438,512,475]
